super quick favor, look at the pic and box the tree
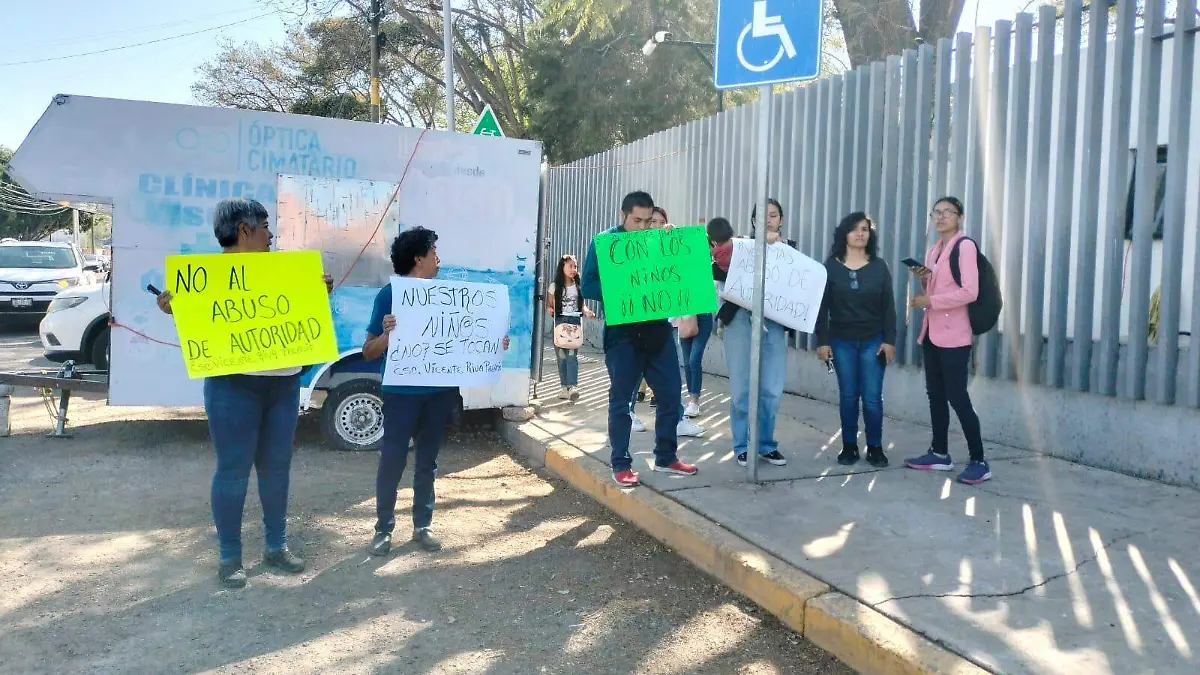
[830,0,967,67]
[526,0,728,163]
[0,146,101,242]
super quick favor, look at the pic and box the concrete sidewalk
[507,346,1200,675]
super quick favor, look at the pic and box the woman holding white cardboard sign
[156,197,332,588]
[547,254,593,400]
[814,212,897,469]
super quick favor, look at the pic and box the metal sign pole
[747,84,773,483]
[443,0,455,131]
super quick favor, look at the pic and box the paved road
[0,324,51,371]
[0,327,851,674]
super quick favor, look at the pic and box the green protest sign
[594,225,718,325]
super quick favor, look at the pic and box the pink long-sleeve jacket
[918,232,978,349]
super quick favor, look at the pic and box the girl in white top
[547,254,593,399]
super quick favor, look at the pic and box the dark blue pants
[376,389,458,532]
[605,327,681,472]
[831,334,886,448]
[678,313,714,397]
[203,374,301,563]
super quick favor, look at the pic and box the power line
[3,6,267,50]
[0,12,279,67]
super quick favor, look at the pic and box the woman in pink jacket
[903,197,991,485]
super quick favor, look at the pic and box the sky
[0,0,1030,151]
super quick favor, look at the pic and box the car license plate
[11,297,33,308]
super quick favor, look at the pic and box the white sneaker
[568,386,580,401]
[630,414,646,433]
[677,417,706,437]
[558,387,571,400]
[684,400,701,418]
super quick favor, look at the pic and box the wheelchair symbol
[737,0,798,73]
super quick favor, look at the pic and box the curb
[501,418,993,675]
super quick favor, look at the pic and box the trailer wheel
[320,380,384,451]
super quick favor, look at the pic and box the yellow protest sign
[165,250,338,378]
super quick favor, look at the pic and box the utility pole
[443,0,455,131]
[369,0,381,123]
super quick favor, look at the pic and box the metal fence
[544,0,1200,409]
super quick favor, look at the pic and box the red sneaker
[653,460,698,476]
[612,469,640,487]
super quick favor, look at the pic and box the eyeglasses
[930,208,960,218]
[848,269,859,291]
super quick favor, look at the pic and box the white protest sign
[384,277,511,387]
[720,238,827,333]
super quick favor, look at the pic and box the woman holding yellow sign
[156,197,333,588]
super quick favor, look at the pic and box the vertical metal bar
[865,61,886,222]
[736,104,751,231]
[1125,0,1165,401]
[880,56,902,350]
[1071,0,1111,392]
[823,76,844,270]
[949,32,973,200]
[1163,0,1197,405]
[805,81,826,259]
[838,70,856,215]
[1000,13,1033,382]
[929,37,953,212]
[965,27,989,242]
[1097,0,1138,397]
[979,22,1011,378]
[851,67,871,207]
[1020,4,1058,385]
[1047,0,1083,389]
[783,89,803,251]
[532,161,549,384]
[904,45,935,367]
[893,50,918,365]
[747,85,773,483]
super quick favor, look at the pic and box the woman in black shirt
[815,212,897,468]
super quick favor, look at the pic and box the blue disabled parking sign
[715,0,823,89]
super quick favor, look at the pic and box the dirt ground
[1,329,851,675]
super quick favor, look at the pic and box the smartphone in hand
[901,258,924,270]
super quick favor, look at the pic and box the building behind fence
[543,1,1200,488]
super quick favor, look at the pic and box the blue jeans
[605,326,681,472]
[722,308,787,456]
[679,313,714,397]
[376,389,459,532]
[629,326,680,414]
[554,316,580,387]
[831,334,886,447]
[203,373,301,563]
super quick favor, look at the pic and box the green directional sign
[471,104,505,138]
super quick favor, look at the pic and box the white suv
[40,281,110,369]
[0,241,100,323]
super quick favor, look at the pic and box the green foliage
[0,146,100,242]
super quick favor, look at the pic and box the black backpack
[948,237,1002,335]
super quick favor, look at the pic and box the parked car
[40,281,111,369]
[0,241,103,324]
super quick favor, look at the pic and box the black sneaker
[370,531,392,556]
[264,548,305,574]
[217,559,247,588]
[412,528,443,552]
[762,450,787,466]
[837,443,860,465]
[736,452,748,467]
[866,446,889,468]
